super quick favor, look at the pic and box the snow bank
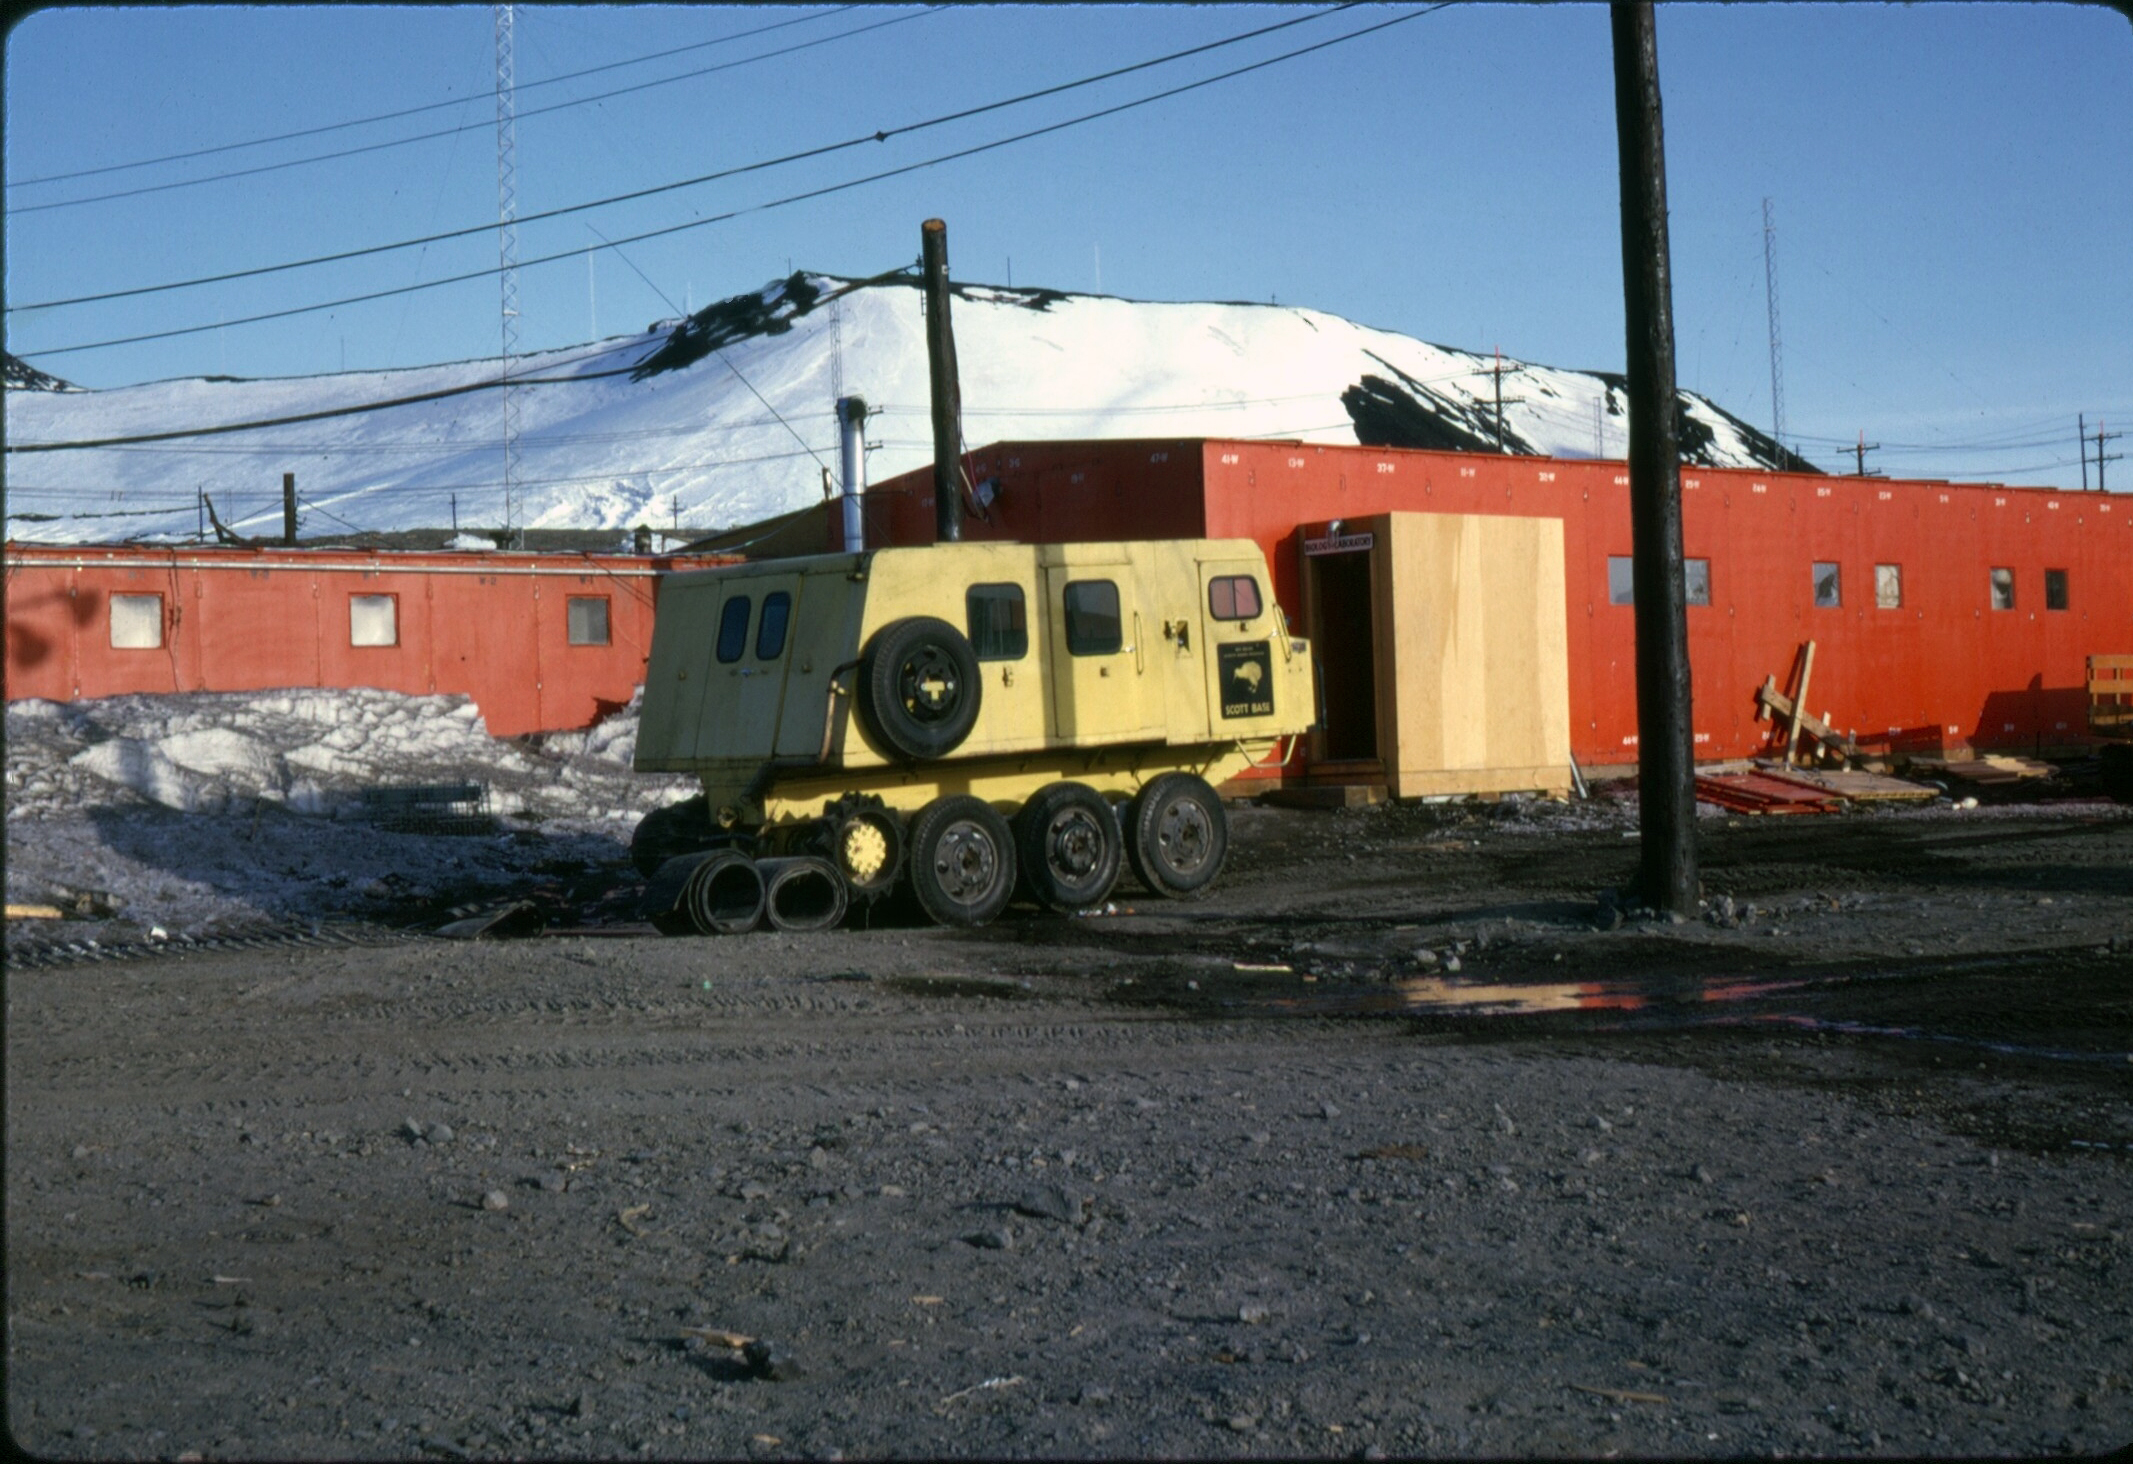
[4,686,695,939]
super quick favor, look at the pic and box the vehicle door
[1042,562,1155,745]
[1198,558,1283,738]
[690,573,801,762]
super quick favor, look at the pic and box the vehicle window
[965,583,1028,660]
[2044,569,2068,611]
[1208,575,1263,621]
[1607,556,1634,605]
[1875,564,1903,609]
[567,596,611,646]
[755,591,791,659]
[1063,579,1122,656]
[716,595,752,663]
[1989,568,2014,611]
[109,593,164,650]
[1813,562,1841,608]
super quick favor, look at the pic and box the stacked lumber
[1693,769,1844,815]
[1909,755,2059,786]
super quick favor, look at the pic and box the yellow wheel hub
[841,820,890,883]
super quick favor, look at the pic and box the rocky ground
[7,787,2132,1460]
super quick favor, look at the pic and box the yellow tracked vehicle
[631,538,1315,930]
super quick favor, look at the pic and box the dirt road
[8,795,2132,1459]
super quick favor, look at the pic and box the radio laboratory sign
[1303,531,1375,556]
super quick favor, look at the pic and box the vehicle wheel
[815,794,905,898]
[1125,773,1228,899]
[858,617,983,760]
[630,795,713,878]
[1014,781,1122,914]
[907,794,1017,928]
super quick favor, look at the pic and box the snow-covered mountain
[3,272,1815,545]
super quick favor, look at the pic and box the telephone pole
[2098,421,2123,492]
[1763,197,1786,459]
[1851,432,1880,476]
[1612,1,1698,918]
[2081,413,2089,491]
[494,3,522,547]
[1490,348,1525,452]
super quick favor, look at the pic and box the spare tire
[858,616,982,760]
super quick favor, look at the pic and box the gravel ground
[7,790,2132,1459]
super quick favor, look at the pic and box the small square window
[1812,562,1842,608]
[1875,564,1903,610]
[1684,558,1711,607]
[567,596,611,646]
[1063,579,1122,656]
[350,594,398,647]
[1606,556,1634,606]
[2044,569,2068,612]
[1208,575,1264,621]
[1989,568,2015,611]
[109,593,164,649]
[715,595,752,663]
[965,584,1028,661]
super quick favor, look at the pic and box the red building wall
[4,545,735,738]
[864,440,2132,769]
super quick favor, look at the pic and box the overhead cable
[7,7,859,189]
[12,4,1352,314]
[16,5,1437,361]
[7,10,934,216]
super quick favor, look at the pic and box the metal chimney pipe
[837,395,868,552]
[921,218,964,543]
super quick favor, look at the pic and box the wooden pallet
[2092,654,2133,739]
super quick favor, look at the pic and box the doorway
[1308,546,1379,763]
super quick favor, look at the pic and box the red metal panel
[4,544,736,737]
[868,441,2133,770]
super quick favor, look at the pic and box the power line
[14,5,1440,364]
[6,10,934,216]
[12,5,1355,315]
[7,7,859,190]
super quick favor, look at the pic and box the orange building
[4,544,733,738]
[858,440,2132,775]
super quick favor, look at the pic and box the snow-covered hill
[4,272,1815,545]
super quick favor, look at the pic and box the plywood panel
[1376,512,1569,797]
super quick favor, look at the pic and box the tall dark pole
[282,472,298,545]
[1611,2,1697,916]
[921,218,964,544]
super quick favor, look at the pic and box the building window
[350,594,398,647]
[1607,556,1708,606]
[715,595,752,663]
[1989,568,2015,611]
[566,596,611,646]
[1062,579,1122,656]
[1875,564,1903,609]
[109,593,164,650]
[1812,562,1842,608]
[2044,569,2069,611]
[965,584,1028,661]
[755,591,791,660]
[1208,574,1264,621]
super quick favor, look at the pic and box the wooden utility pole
[282,472,298,545]
[921,218,964,543]
[1851,432,1880,476]
[1610,1,1697,917]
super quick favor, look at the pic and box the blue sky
[6,3,2128,487]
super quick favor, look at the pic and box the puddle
[882,975,1033,1000]
[1162,968,2130,1068]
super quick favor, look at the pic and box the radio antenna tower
[1762,196,1786,462]
[495,4,522,544]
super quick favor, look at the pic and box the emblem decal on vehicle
[1218,641,1274,719]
